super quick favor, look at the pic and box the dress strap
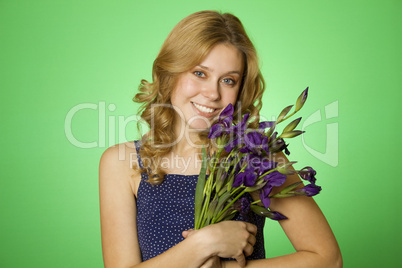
[134,140,144,169]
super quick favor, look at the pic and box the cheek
[224,89,241,105]
[175,76,198,97]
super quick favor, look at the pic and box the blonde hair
[133,10,265,184]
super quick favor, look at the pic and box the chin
[187,122,213,132]
[189,124,211,131]
[187,118,214,131]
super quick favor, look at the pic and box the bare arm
[99,143,257,268]
[222,198,342,268]
[220,152,342,268]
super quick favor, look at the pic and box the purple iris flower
[224,113,250,152]
[209,119,231,138]
[295,184,322,197]
[258,171,287,209]
[258,121,275,130]
[241,154,275,176]
[225,137,243,152]
[239,131,269,155]
[250,204,288,220]
[269,132,290,155]
[282,143,290,155]
[235,197,251,217]
[258,168,288,209]
[259,184,273,208]
[208,104,234,139]
[270,138,284,151]
[220,103,234,118]
[262,171,287,186]
[298,166,317,184]
[245,154,263,169]
[259,158,277,173]
[233,166,257,187]
[270,138,290,155]
[269,211,288,221]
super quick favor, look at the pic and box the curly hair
[133,10,265,184]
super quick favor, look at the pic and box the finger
[246,223,257,235]
[247,234,256,246]
[182,230,189,238]
[244,243,254,257]
[182,229,194,238]
[235,253,246,267]
[200,261,210,268]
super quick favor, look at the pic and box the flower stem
[199,148,223,228]
[258,168,277,180]
[281,111,297,122]
[250,200,261,205]
[215,188,247,221]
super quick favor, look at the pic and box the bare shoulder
[100,141,138,167]
[99,141,141,195]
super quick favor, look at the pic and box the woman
[99,10,342,268]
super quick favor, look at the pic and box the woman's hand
[182,232,223,268]
[182,221,257,267]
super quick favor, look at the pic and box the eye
[222,78,236,85]
[193,71,206,78]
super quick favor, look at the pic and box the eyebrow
[197,65,242,75]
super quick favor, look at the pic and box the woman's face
[171,43,244,131]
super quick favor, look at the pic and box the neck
[172,120,207,156]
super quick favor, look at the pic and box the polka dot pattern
[134,141,266,261]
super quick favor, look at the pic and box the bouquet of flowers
[194,88,322,229]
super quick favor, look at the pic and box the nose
[201,80,220,100]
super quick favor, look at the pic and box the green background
[1,0,400,267]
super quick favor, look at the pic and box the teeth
[193,103,215,113]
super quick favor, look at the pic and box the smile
[192,102,216,114]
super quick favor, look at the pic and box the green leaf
[194,146,207,229]
[226,173,234,193]
[216,208,236,222]
[282,117,302,133]
[222,211,237,221]
[244,180,267,192]
[265,124,276,139]
[215,165,225,194]
[214,191,232,217]
[280,181,303,194]
[270,181,303,198]
[277,105,293,124]
[207,152,215,172]
[295,87,309,112]
[278,130,305,139]
[276,161,297,175]
[250,204,270,214]
[206,198,218,224]
[250,205,280,219]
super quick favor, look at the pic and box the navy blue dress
[134,141,266,261]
